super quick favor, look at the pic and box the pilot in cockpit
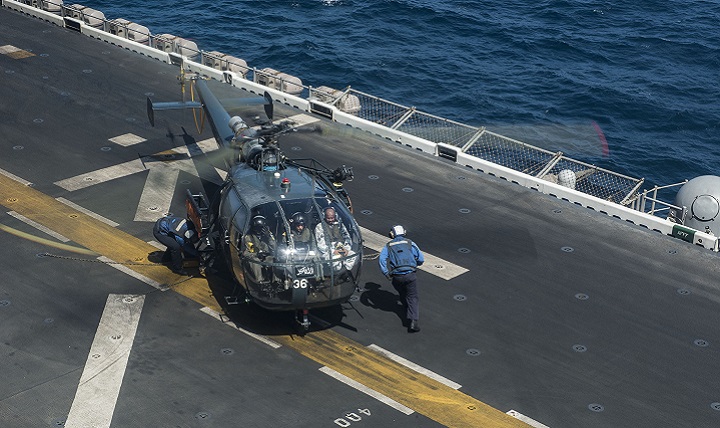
[242,215,276,282]
[288,212,315,251]
[315,206,357,271]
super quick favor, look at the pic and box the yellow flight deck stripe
[275,330,527,427]
[0,174,219,311]
[0,173,528,427]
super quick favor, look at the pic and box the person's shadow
[359,282,408,327]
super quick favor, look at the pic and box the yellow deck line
[0,174,219,310]
[275,330,527,427]
[0,174,528,427]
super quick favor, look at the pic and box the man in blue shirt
[153,215,198,275]
[379,225,425,332]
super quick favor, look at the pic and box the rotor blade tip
[146,97,156,127]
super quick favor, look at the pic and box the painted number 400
[333,409,371,426]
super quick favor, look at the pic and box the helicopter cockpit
[236,196,361,309]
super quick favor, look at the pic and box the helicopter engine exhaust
[228,116,248,135]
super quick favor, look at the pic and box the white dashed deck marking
[65,294,144,428]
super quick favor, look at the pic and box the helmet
[389,225,406,238]
[290,212,306,228]
[251,215,267,232]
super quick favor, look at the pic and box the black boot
[408,320,420,333]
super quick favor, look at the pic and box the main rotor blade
[216,91,274,121]
[219,97,269,110]
[264,91,273,120]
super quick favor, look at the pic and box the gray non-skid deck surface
[1,7,719,428]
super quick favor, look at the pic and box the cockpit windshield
[239,197,361,296]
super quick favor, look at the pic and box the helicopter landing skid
[225,283,251,306]
[295,309,310,335]
[224,294,251,305]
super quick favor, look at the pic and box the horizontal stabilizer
[146,97,203,127]
[151,101,204,111]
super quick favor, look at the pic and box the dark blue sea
[82,0,720,190]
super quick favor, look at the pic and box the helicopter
[147,69,363,333]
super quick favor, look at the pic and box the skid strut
[295,309,310,334]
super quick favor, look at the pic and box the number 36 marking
[293,278,309,289]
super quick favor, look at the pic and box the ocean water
[81,0,720,190]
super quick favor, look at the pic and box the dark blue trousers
[392,271,419,322]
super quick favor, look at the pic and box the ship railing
[335,88,645,206]
[463,130,645,206]
[633,181,688,221]
[21,1,651,212]
[321,87,645,205]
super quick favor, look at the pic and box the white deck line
[56,197,120,227]
[319,366,414,415]
[506,410,551,428]
[0,167,32,186]
[6,210,70,242]
[65,294,144,428]
[200,306,282,349]
[367,344,462,390]
[108,133,146,147]
[360,226,468,280]
[54,158,146,191]
[134,164,178,222]
[147,240,165,250]
[98,256,165,290]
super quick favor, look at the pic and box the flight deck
[1,4,720,428]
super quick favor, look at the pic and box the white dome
[673,175,720,234]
